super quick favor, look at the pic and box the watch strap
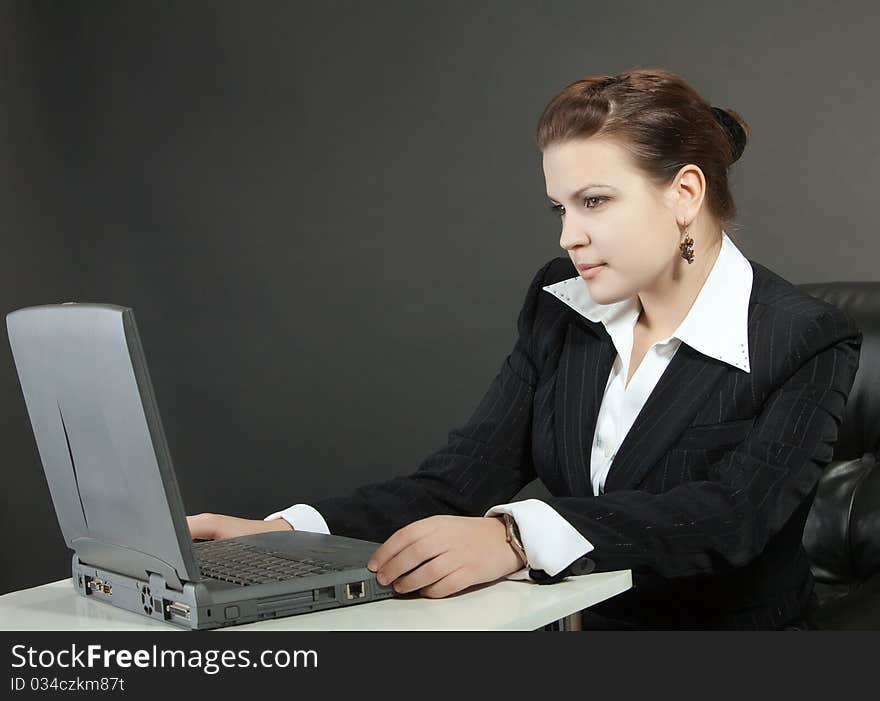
[500,513,529,569]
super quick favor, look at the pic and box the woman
[188,68,862,630]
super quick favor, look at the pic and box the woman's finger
[391,549,459,594]
[417,565,471,599]
[377,536,446,587]
[368,516,441,573]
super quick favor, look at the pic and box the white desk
[0,571,632,631]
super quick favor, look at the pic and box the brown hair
[536,68,751,231]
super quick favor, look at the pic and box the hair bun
[711,106,747,163]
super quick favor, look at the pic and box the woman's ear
[673,164,707,216]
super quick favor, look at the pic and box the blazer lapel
[554,317,730,496]
[553,320,616,497]
[603,341,729,492]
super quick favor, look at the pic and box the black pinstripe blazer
[310,255,862,629]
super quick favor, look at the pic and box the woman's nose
[559,221,588,251]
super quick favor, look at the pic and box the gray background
[1,0,877,595]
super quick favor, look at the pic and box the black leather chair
[786,281,880,630]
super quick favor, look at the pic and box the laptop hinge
[71,537,185,591]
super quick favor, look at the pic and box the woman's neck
[636,233,723,339]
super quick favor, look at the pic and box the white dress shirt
[265,231,754,581]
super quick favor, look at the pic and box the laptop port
[163,600,191,621]
[345,581,366,600]
[88,578,112,595]
[313,586,335,602]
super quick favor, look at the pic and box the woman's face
[542,136,685,306]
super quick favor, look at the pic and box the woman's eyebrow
[547,183,616,203]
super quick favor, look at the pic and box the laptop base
[72,543,397,630]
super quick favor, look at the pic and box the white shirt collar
[541,231,753,373]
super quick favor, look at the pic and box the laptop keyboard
[193,539,351,587]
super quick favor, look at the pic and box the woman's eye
[548,196,608,217]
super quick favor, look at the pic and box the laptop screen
[7,303,200,589]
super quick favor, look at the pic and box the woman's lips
[578,264,606,279]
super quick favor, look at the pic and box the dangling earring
[679,223,695,264]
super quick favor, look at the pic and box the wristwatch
[499,513,529,569]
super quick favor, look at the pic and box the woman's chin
[582,276,609,297]
[584,279,629,305]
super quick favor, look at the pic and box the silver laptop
[6,303,398,629]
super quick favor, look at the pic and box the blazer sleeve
[529,306,863,584]
[304,259,555,544]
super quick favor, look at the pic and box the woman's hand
[366,515,525,598]
[186,512,294,541]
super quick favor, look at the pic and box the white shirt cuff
[484,498,595,579]
[264,504,331,534]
